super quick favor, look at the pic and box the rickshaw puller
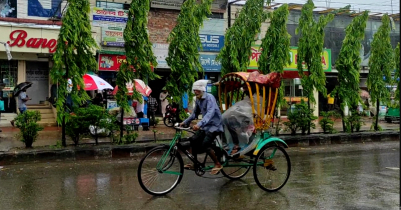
[180,80,223,175]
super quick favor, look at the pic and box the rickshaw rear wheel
[253,145,291,192]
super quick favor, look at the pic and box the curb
[0,131,399,165]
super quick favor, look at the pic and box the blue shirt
[183,93,223,133]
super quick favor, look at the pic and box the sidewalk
[0,117,398,153]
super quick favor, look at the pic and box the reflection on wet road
[0,142,399,210]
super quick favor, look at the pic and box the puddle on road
[385,167,400,170]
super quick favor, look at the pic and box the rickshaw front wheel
[138,146,184,196]
[253,145,291,192]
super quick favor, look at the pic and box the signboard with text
[92,7,128,27]
[199,34,224,52]
[153,43,169,69]
[248,46,332,72]
[98,44,170,71]
[98,54,126,71]
[101,26,124,47]
[199,54,221,72]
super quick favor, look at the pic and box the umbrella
[13,82,32,96]
[112,79,152,97]
[83,74,113,91]
[360,90,370,99]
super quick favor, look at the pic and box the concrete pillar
[17,60,26,84]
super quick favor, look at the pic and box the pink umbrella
[83,74,113,90]
[112,79,152,96]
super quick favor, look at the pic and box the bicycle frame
[156,129,289,174]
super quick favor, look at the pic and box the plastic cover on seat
[222,94,262,154]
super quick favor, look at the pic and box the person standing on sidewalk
[147,94,158,127]
[11,88,30,127]
[133,98,144,118]
[159,87,169,117]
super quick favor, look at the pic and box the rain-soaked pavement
[0,142,399,210]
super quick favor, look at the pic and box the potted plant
[15,110,44,148]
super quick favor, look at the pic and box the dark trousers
[149,110,156,125]
[190,130,219,160]
[137,112,144,118]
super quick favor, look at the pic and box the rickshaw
[137,71,291,196]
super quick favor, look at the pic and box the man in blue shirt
[180,80,223,175]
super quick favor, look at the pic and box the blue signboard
[28,0,62,18]
[199,34,224,52]
[199,54,221,72]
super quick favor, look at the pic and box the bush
[113,132,138,145]
[345,110,364,133]
[283,101,318,135]
[15,111,44,148]
[66,105,118,145]
[151,117,160,127]
[319,111,341,134]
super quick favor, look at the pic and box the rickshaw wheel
[221,153,252,180]
[253,145,291,192]
[138,146,184,196]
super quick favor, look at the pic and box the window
[96,1,124,9]
[208,13,224,19]
[283,78,304,97]
[0,60,18,89]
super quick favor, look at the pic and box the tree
[50,0,98,147]
[115,0,159,139]
[332,11,369,132]
[258,4,291,109]
[218,0,271,76]
[394,42,400,102]
[165,0,212,107]
[296,0,334,134]
[367,14,394,131]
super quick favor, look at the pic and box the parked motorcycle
[163,104,182,127]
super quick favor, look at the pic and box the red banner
[98,54,156,72]
[98,54,126,71]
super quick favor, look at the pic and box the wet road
[0,142,399,210]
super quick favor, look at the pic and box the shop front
[97,43,170,114]
[0,23,99,114]
[0,24,59,112]
[248,45,333,116]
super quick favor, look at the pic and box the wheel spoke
[138,147,184,195]
[253,146,291,192]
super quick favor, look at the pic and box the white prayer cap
[192,79,209,92]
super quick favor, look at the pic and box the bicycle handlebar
[174,123,196,134]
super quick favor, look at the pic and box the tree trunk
[120,108,124,141]
[62,55,69,147]
[62,116,66,147]
[375,99,379,131]
[95,126,98,145]
[307,98,311,135]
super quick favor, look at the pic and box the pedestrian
[147,94,158,126]
[11,88,31,127]
[133,98,145,118]
[92,93,104,106]
[182,93,189,113]
[159,87,169,117]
